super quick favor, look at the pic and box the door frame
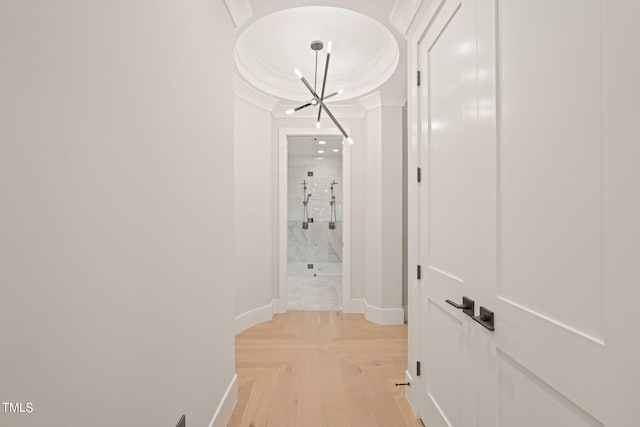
[276,127,352,313]
[406,0,453,419]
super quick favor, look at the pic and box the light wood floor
[228,311,422,427]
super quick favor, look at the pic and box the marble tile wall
[287,220,342,263]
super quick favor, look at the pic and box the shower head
[306,194,312,202]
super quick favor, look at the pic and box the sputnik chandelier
[287,40,353,144]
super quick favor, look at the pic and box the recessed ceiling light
[332,149,339,152]
[318,150,325,154]
[318,140,326,145]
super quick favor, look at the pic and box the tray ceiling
[235,6,400,102]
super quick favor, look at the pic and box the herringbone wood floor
[228,311,422,427]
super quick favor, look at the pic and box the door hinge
[417,70,421,86]
[417,265,422,280]
[416,361,421,377]
[417,167,422,183]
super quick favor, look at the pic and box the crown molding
[358,92,382,112]
[390,0,425,35]
[235,76,278,112]
[223,0,252,28]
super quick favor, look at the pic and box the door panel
[427,0,474,282]
[426,301,464,427]
[497,351,604,427]
[497,0,603,340]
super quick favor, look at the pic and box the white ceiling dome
[235,6,400,102]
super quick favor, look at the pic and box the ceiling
[235,6,400,102]
[288,135,344,157]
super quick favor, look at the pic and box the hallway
[229,311,420,427]
[1,1,639,425]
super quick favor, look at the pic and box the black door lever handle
[446,300,471,309]
[473,306,495,331]
[445,297,474,317]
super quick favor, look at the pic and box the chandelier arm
[318,102,348,139]
[319,51,331,101]
[299,74,349,139]
[314,51,318,93]
[323,91,340,100]
[316,50,332,124]
[294,102,313,112]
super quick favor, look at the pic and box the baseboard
[364,301,405,325]
[208,373,238,427]
[344,298,365,313]
[234,300,277,335]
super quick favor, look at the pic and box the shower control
[307,171,313,176]
[302,181,312,229]
[329,180,338,229]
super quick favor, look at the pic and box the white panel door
[417,0,640,426]
[417,0,480,426]
[474,0,640,426]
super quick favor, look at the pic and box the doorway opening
[287,135,343,310]
[278,128,352,313]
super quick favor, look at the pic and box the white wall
[402,105,409,318]
[0,1,236,426]
[365,108,384,308]
[349,120,368,302]
[363,106,404,319]
[234,96,274,320]
[380,107,404,309]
